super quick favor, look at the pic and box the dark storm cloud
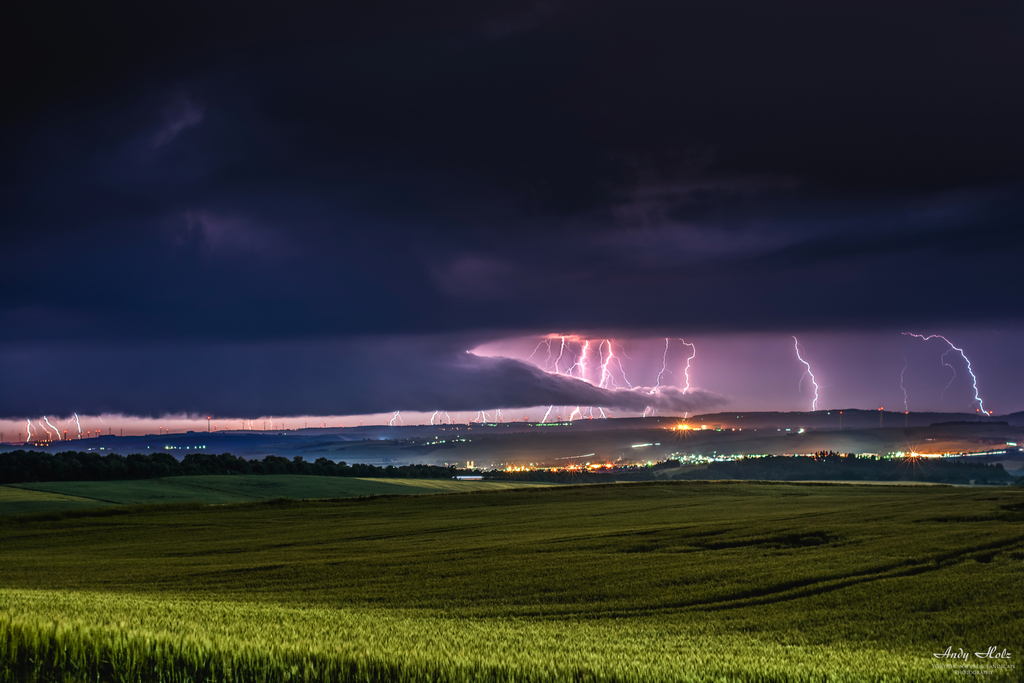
[1,1,1022,417]
[0,337,724,418]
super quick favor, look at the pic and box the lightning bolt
[528,335,630,419]
[902,333,988,415]
[939,347,958,402]
[553,337,567,374]
[598,340,614,388]
[43,416,61,440]
[793,337,820,411]
[900,353,909,412]
[527,338,551,363]
[652,338,670,391]
[444,411,452,424]
[552,337,592,420]
[430,410,439,425]
[388,411,402,426]
[38,419,53,441]
[25,419,33,443]
[677,338,696,392]
[615,349,633,389]
[644,338,672,417]
[528,333,697,420]
[645,338,696,416]
[567,340,591,381]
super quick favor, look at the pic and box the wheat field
[1,481,1021,681]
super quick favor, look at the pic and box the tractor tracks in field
[559,534,1024,620]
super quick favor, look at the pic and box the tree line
[1,449,1016,486]
[0,450,466,485]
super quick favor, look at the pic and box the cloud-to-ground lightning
[430,410,439,425]
[553,336,567,374]
[388,411,403,426]
[677,338,696,392]
[900,353,909,412]
[598,340,616,389]
[644,338,673,417]
[65,415,78,435]
[567,339,591,381]
[615,353,632,388]
[43,416,61,440]
[652,338,671,392]
[520,334,707,420]
[939,347,958,402]
[643,338,697,417]
[25,419,33,444]
[528,335,632,419]
[793,336,820,411]
[902,333,989,414]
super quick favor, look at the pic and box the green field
[1,481,1022,682]
[0,485,100,517]
[0,475,554,516]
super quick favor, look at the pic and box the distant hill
[686,409,1013,431]
[666,454,1016,485]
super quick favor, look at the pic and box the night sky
[2,1,1023,434]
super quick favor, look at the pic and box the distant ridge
[684,409,1014,431]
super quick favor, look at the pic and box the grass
[0,485,100,517]
[1,481,1022,681]
[2,475,554,515]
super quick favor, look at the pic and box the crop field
[0,485,99,517]
[0,475,554,516]
[1,481,1022,682]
